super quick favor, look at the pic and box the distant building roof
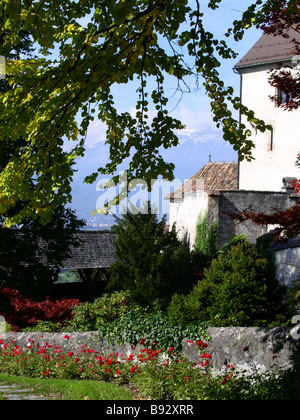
[60,230,117,270]
[235,30,300,70]
[0,230,117,271]
[169,161,238,200]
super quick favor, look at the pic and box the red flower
[222,378,227,385]
[64,335,69,340]
[116,369,121,375]
[45,370,50,376]
[243,346,249,352]
[67,352,74,356]
[75,358,80,363]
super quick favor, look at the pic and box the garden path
[0,383,58,400]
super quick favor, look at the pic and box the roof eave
[234,57,292,72]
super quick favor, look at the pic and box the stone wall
[275,247,300,287]
[1,326,299,376]
[213,190,299,247]
[184,327,299,375]
[169,190,208,248]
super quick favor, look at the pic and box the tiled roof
[169,162,238,200]
[235,29,300,70]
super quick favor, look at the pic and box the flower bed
[0,333,216,399]
[1,330,299,400]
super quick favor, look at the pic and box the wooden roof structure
[0,230,117,271]
[59,230,117,270]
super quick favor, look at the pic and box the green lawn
[0,373,136,400]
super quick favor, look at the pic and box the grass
[0,373,135,400]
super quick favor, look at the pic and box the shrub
[168,280,216,327]
[0,287,79,331]
[168,240,289,327]
[67,290,132,332]
[218,234,246,256]
[99,305,210,354]
[205,241,271,324]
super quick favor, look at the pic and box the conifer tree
[107,203,194,307]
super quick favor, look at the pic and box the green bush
[168,280,216,326]
[23,321,63,332]
[205,240,271,324]
[99,305,210,354]
[168,240,289,327]
[66,290,131,332]
[218,234,246,256]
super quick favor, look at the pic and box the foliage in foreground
[0,0,277,226]
[0,335,299,400]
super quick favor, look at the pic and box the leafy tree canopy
[0,0,292,226]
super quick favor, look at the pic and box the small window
[267,125,274,152]
[277,89,292,106]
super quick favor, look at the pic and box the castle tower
[234,31,300,191]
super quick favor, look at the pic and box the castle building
[168,31,300,284]
[235,30,300,191]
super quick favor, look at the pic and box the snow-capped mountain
[69,124,238,228]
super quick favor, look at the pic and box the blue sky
[68,1,263,222]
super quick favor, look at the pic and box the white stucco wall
[275,247,300,287]
[238,65,300,192]
[169,191,208,249]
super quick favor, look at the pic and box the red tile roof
[169,162,238,199]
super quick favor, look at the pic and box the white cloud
[85,120,107,149]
